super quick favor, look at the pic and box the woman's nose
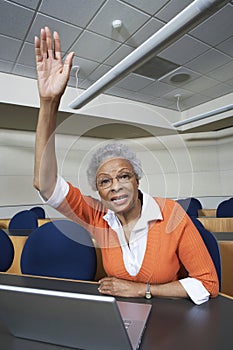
[110,177,122,190]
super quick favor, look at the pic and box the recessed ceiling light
[170,73,191,83]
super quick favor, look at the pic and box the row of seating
[1,219,222,292]
[177,196,233,218]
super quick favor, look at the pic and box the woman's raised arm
[34,27,74,200]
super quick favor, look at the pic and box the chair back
[191,217,222,289]
[216,198,233,217]
[20,220,97,281]
[30,206,46,219]
[176,197,202,217]
[0,228,14,271]
[8,210,38,236]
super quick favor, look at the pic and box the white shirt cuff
[179,277,210,305]
[38,175,69,208]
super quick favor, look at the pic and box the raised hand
[35,27,74,101]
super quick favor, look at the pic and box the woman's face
[96,158,139,215]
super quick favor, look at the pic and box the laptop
[0,284,151,350]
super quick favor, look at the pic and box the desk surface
[0,273,232,350]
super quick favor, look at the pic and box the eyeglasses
[96,171,135,189]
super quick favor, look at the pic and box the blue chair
[20,220,97,281]
[8,210,38,236]
[30,206,46,219]
[0,228,14,271]
[191,217,222,289]
[176,197,202,217]
[216,198,233,217]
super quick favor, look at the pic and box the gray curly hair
[87,142,143,191]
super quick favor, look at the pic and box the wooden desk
[198,217,233,232]
[218,241,233,297]
[0,274,232,350]
[198,209,216,217]
[0,218,51,229]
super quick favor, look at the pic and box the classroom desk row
[198,209,217,217]
[198,217,233,232]
[0,273,232,350]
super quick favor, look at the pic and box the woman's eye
[120,174,130,180]
[100,178,111,185]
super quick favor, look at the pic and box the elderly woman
[34,27,219,304]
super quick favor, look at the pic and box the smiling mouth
[111,195,128,203]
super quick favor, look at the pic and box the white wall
[1,128,233,218]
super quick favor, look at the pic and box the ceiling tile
[226,77,233,87]
[105,85,155,104]
[0,35,22,61]
[163,87,193,98]
[17,42,35,67]
[149,97,175,109]
[104,44,134,66]
[190,4,233,46]
[216,36,233,58]
[159,67,201,86]
[39,0,105,27]
[207,61,233,82]
[71,56,100,80]
[201,83,233,99]
[155,0,193,22]
[71,31,121,63]
[78,80,93,89]
[122,0,169,15]
[13,63,37,79]
[87,0,150,43]
[185,49,231,74]
[0,1,34,40]
[182,76,219,93]
[181,93,212,110]
[158,34,210,65]
[87,64,112,81]
[140,81,174,97]
[135,55,179,80]
[126,18,164,47]
[0,59,14,73]
[10,0,40,10]
[26,14,82,52]
[115,73,154,91]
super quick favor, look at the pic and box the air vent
[170,73,191,83]
[133,56,179,80]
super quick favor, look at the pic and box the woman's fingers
[45,26,53,59]
[53,30,62,60]
[40,28,48,59]
[34,36,42,63]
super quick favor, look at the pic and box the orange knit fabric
[57,183,219,297]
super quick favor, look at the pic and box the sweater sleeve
[177,213,219,298]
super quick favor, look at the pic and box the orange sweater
[57,183,219,297]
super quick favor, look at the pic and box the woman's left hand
[98,277,145,298]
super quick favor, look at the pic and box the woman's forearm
[34,98,59,200]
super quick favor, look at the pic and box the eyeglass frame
[96,171,136,189]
